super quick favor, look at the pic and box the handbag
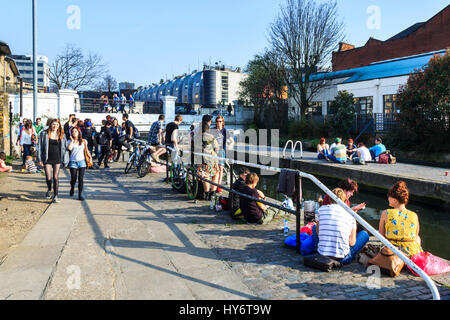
[303,254,342,272]
[83,140,93,168]
[368,246,405,277]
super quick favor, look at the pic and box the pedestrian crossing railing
[161,144,441,300]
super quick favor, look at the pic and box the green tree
[239,50,288,129]
[328,90,355,137]
[395,50,450,151]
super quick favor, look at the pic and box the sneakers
[53,196,60,203]
[46,191,52,200]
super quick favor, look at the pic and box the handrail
[162,144,441,300]
[292,141,303,159]
[283,140,294,159]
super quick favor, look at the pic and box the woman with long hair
[19,120,37,166]
[37,119,69,203]
[379,181,423,257]
[68,127,91,201]
[213,116,234,191]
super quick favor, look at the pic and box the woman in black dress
[37,119,69,203]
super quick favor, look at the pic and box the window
[354,97,373,115]
[306,102,322,116]
[383,94,398,115]
[327,101,335,115]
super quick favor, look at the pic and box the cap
[86,121,92,127]
[335,138,342,143]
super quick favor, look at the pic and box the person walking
[68,127,91,201]
[37,119,69,203]
[119,94,126,113]
[19,120,37,166]
[128,94,134,113]
[97,120,113,169]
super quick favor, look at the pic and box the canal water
[256,173,450,260]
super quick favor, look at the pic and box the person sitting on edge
[0,152,13,172]
[369,137,386,160]
[148,115,167,163]
[346,139,357,160]
[230,167,251,218]
[240,172,278,225]
[327,138,347,164]
[378,181,423,257]
[317,138,330,160]
[312,188,369,265]
[352,142,372,165]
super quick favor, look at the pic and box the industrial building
[134,65,246,108]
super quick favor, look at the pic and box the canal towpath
[0,163,449,300]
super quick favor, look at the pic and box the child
[25,155,39,174]
[0,152,13,173]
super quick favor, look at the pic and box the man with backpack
[98,121,113,169]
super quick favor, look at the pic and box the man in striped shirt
[312,188,369,265]
[327,138,347,164]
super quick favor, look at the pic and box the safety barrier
[155,143,441,300]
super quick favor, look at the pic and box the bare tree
[49,44,107,91]
[268,0,345,119]
[95,74,118,94]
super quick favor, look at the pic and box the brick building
[332,5,450,71]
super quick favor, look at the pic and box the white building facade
[9,54,50,89]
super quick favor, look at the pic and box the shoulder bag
[368,246,405,277]
[83,140,93,168]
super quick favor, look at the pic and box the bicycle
[136,144,155,178]
[124,140,145,174]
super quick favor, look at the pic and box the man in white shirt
[311,188,369,265]
[352,142,372,165]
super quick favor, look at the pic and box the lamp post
[32,0,38,122]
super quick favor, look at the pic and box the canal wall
[233,147,450,208]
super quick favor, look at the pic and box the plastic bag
[300,222,315,235]
[408,252,450,276]
[284,233,316,256]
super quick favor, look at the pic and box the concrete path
[0,167,254,300]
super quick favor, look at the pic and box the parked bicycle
[124,140,146,174]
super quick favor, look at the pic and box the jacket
[37,131,69,166]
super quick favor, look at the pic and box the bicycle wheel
[125,154,135,174]
[185,167,198,200]
[137,160,150,178]
[170,163,186,192]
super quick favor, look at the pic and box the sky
[1,0,448,88]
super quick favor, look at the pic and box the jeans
[327,155,346,164]
[22,144,32,164]
[312,225,370,265]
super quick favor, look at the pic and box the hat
[335,138,342,143]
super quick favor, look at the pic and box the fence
[160,143,441,300]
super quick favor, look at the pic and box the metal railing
[160,144,441,300]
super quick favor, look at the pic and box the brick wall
[332,6,450,71]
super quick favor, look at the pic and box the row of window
[306,95,399,116]
[15,62,44,67]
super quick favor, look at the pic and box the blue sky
[1,0,448,88]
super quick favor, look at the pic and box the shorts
[196,162,219,178]
[218,150,226,166]
[69,160,87,169]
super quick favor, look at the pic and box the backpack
[97,131,108,146]
[127,120,140,139]
[378,153,389,164]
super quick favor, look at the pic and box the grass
[5,156,14,166]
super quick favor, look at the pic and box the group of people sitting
[229,171,423,266]
[317,137,387,165]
